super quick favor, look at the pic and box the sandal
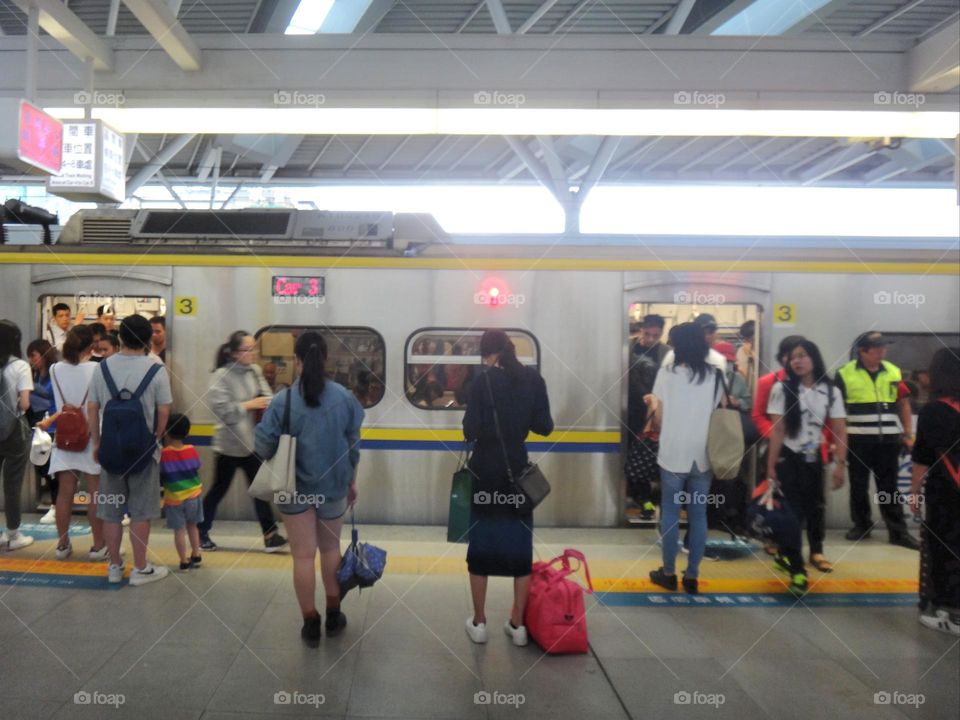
[809,555,834,573]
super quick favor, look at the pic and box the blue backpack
[98,361,163,476]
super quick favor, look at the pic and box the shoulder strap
[714,367,730,408]
[51,366,89,408]
[131,363,162,401]
[939,398,960,414]
[100,360,121,400]
[484,371,516,482]
[282,387,292,434]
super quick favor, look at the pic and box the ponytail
[479,329,525,384]
[295,331,327,408]
[214,330,249,370]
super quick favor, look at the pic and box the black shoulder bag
[484,372,551,513]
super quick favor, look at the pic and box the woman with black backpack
[462,329,553,648]
[0,320,34,551]
[38,325,106,561]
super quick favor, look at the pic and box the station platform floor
[0,518,956,720]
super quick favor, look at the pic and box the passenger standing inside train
[766,339,847,595]
[909,347,960,635]
[836,332,919,549]
[463,329,553,646]
[626,314,668,520]
[199,331,287,553]
[255,332,363,646]
[646,322,725,594]
[45,303,72,353]
[660,313,726,372]
[97,332,119,359]
[88,323,107,362]
[88,315,172,585]
[26,339,58,524]
[736,320,756,380]
[0,320,35,551]
[96,305,115,333]
[38,325,107,560]
[149,316,167,363]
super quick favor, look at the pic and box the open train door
[622,272,770,530]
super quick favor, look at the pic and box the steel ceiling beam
[909,18,960,91]
[127,133,196,198]
[457,2,485,32]
[551,0,590,34]
[783,0,855,35]
[664,0,696,34]
[690,0,757,34]
[10,0,113,70]
[120,0,202,71]
[517,0,560,34]
[864,139,954,184]
[485,0,512,34]
[576,136,621,199]
[320,0,395,33]
[799,143,876,185]
[855,0,927,38]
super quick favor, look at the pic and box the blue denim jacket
[255,380,364,500]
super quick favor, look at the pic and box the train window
[253,326,385,408]
[38,294,166,343]
[404,328,540,410]
[878,332,960,413]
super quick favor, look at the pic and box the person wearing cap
[626,314,669,520]
[715,341,751,412]
[836,332,919,549]
[660,313,726,373]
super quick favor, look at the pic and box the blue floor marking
[596,592,916,608]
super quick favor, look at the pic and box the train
[2,207,958,528]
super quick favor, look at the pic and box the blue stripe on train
[185,436,620,453]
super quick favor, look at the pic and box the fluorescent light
[44,107,960,139]
[285,0,334,35]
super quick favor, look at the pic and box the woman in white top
[38,325,105,560]
[766,338,847,593]
[0,320,35,551]
[646,322,725,594]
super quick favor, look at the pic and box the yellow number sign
[773,303,796,326]
[175,296,197,316]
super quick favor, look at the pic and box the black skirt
[466,509,533,577]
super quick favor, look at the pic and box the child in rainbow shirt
[160,414,204,571]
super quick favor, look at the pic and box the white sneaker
[0,531,7,550]
[39,507,56,524]
[5,531,34,551]
[919,609,960,636]
[55,543,73,560]
[108,563,125,584]
[89,546,109,561]
[121,514,131,527]
[129,563,169,587]
[465,617,488,644]
[504,620,529,647]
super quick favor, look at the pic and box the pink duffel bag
[524,548,594,654]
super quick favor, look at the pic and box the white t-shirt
[652,364,724,473]
[48,361,100,475]
[661,348,727,374]
[767,381,846,459]
[1,358,33,418]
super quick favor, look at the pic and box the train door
[29,266,171,516]
[622,284,765,527]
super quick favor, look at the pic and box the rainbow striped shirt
[160,445,202,506]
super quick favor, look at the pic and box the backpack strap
[100,360,121,400]
[51,365,89,407]
[131,363,163,401]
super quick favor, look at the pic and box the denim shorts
[165,496,204,530]
[277,491,348,520]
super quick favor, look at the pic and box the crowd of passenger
[0,308,957,645]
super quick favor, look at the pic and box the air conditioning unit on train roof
[56,209,448,251]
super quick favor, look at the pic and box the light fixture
[284,0,335,35]
[43,107,960,140]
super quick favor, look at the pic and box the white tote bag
[249,389,297,502]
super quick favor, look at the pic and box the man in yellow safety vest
[835,332,919,550]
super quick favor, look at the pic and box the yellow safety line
[0,252,955,275]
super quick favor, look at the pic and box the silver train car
[2,208,958,528]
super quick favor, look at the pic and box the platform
[0,518,956,720]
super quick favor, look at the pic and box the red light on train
[475,276,509,308]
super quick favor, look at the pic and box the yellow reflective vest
[837,360,903,439]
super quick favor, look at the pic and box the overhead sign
[46,120,125,203]
[0,100,63,175]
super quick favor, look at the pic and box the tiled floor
[0,520,956,719]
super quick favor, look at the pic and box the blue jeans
[659,462,713,579]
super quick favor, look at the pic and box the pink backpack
[524,549,594,654]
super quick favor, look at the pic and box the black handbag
[484,373,551,512]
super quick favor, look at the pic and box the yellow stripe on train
[190,425,620,444]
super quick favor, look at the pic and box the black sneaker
[179,561,191,572]
[640,501,656,521]
[189,555,202,568]
[325,609,347,636]
[649,567,678,591]
[199,536,218,551]
[301,613,321,648]
[890,534,920,551]
[845,526,871,541]
[682,576,699,595]
[772,554,792,574]
[788,573,809,598]
[263,534,289,553]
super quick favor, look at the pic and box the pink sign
[18,100,63,174]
